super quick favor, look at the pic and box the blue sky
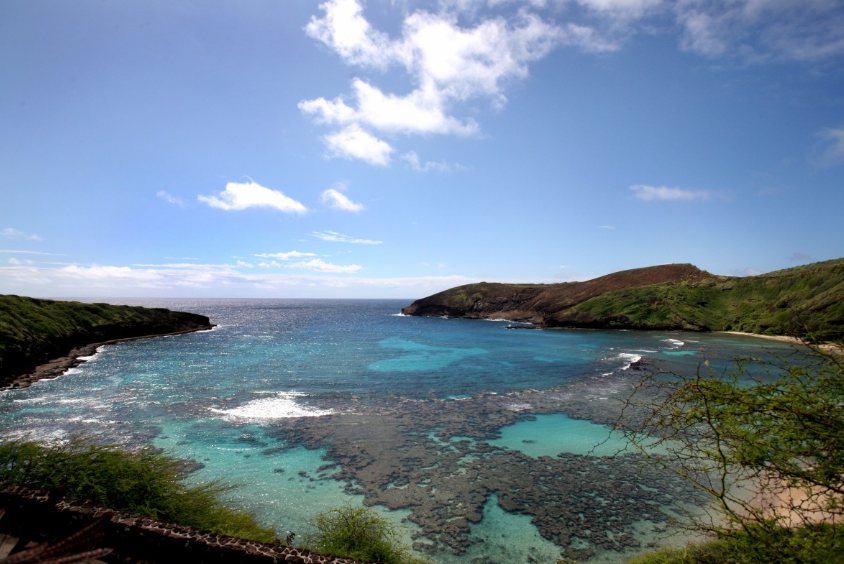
[1,0,843,299]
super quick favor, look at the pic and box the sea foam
[209,392,333,422]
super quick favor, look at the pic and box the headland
[0,295,214,389]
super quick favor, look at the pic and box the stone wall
[0,482,372,564]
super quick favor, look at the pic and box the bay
[0,299,808,563]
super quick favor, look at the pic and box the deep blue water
[0,299,809,563]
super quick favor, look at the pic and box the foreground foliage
[617,342,844,563]
[0,438,278,543]
[303,505,429,564]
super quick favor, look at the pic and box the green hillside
[403,259,844,341]
[0,295,212,383]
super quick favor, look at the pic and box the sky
[1,0,843,299]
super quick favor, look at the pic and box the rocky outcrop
[0,296,213,387]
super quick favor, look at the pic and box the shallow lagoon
[490,413,641,458]
[0,299,807,563]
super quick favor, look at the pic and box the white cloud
[198,181,308,213]
[630,184,713,201]
[816,127,844,168]
[254,251,318,260]
[301,0,566,163]
[312,230,383,245]
[447,0,844,63]
[300,79,479,136]
[321,186,366,212]
[131,263,237,269]
[598,224,615,229]
[256,258,362,273]
[304,0,401,69]
[6,257,35,266]
[576,0,663,16]
[3,228,42,241]
[284,258,363,273]
[401,151,456,172]
[156,191,186,206]
[675,0,844,62]
[323,125,394,166]
[0,260,475,298]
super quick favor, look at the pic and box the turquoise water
[490,413,644,458]
[0,299,808,563]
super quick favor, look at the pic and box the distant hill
[0,295,213,385]
[402,260,844,341]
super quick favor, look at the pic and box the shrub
[303,504,428,564]
[0,438,278,543]
[617,341,844,563]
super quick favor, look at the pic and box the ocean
[0,299,808,563]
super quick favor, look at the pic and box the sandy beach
[719,331,843,357]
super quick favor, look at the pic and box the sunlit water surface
[0,299,807,563]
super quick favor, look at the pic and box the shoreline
[1,325,214,391]
[718,331,843,357]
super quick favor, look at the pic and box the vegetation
[303,505,429,564]
[567,259,844,340]
[616,341,844,564]
[0,294,210,381]
[404,259,844,341]
[0,438,278,543]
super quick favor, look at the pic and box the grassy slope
[404,259,844,341]
[0,295,211,380]
[561,259,844,340]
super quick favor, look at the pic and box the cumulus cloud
[300,79,479,136]
[3,228,42,241]
[323,125,394,166]
[156,191,186,206]
[301,0,566,164]
[401,151,455,172]
[630,184,712,201]
[198,181,308,213]
[321,186,366,212]
[301,0,844,167]
[312,230,383,244]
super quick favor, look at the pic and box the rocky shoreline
[0,295,215,389]
[2,325,214,391]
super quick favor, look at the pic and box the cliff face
[0,295,213,384]
[402,260,844,341]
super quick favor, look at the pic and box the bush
[617,341,844,563]
[303,504,428,564]
[0,438,278,543]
